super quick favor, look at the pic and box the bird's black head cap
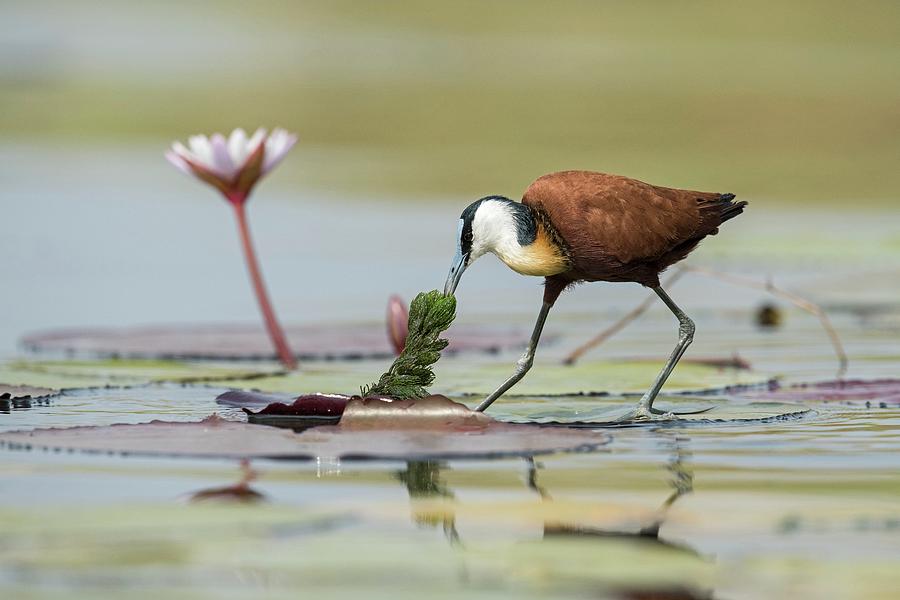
[458,195,536,256]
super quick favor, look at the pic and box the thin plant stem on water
[230,198,296,370]
[166,128,299,370]
[562,264,848,378]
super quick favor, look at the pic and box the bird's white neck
[471,199,568,276]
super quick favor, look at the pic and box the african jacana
[443,170,747,420]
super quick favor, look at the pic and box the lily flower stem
[230,201,297,371]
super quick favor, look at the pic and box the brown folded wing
[522,170,727,271]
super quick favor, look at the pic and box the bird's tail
[718,193,747,223]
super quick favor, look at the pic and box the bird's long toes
[667,405,716,416]
[613,407,679,424]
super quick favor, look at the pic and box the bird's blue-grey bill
[443,249,468,296]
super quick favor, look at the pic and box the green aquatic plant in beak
[362,291,456,399]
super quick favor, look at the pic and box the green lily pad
[481,394,811,425]
[434,358,769,396]
[0,359,280,390]
[213,358,769,398]
[217,360,394,394]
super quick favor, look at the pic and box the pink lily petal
[227,128,249,166]
[262,128,298,174]
[171,141,198,162]
[165,150,193,176]
[188,135,214,169]
[210,133,235,179]
[245,128,267,164]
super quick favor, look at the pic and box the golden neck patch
[495,221,570,277]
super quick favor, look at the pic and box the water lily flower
[166,128,299,370]
[165,127,297,205]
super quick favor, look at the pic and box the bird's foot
[613,405,672,423]
[613,403,714,424]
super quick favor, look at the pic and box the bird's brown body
[444,169,747,417]
[521,170,746,304]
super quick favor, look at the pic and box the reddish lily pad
[216,389,350,428]
[226,391,352,429]
[742,379,900,407]
[21,322,534,361]
[221,392,496,430]
[0,407,610,460]
[219,391,351,416]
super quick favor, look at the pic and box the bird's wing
[522,171,721,264]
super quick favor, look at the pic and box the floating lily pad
[208,357,769,398]
[434,358,769,397]
[21,322,534,361]
[0,359,279,390]
[742,378,900,407]
[235,393,496,430]
[218,388,807,428]
[481,394,811,426]
[0,411,610,460]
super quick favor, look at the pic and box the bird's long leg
[627,286,696,420]
[476,302,552,412]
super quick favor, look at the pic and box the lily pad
[209,357,769,398]
[21,322,533,361]
[434,358,769,396]
[742,378,900,407]
[217,388,808,428]
[0,411,610,460]
[0,359,279,389]
[481,394,811,426]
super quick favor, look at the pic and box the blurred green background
[2,0,899,203]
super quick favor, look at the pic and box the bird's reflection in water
[531,429,696,551]
[530,429,712,600]
[395,460,460,545]
[397,431,711,599]
[189,459,266,504]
